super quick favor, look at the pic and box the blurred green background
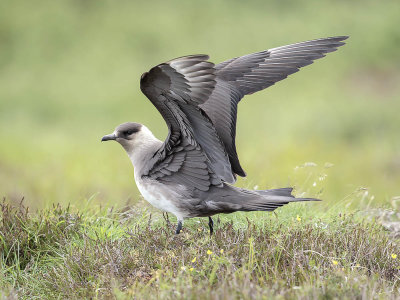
[0,0,399,210]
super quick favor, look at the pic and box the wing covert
[140,55,235,189]
[139,36,348,187]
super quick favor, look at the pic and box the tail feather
[245,187,320,211]
[257,187,294,197]
[204,185,320,215]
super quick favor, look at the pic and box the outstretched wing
[140,55,235,191]
[199,36,348,177]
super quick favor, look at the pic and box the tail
[238,187,320,212]
[205,186,320,215]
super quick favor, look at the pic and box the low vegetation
[1,200,399,299]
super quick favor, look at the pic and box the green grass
[1,200,399,299]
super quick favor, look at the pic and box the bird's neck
[126,136,163,176]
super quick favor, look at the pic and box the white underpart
[118,125,186,221]
[134,174,185,221]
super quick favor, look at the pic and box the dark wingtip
[236,169,247,177]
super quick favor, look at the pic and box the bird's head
[101,122,155,154]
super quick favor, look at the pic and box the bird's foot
[175,220,183,234]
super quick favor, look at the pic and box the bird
[102,36,348,235]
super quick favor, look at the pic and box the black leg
[208,217,214,235]
[175,220,183,234]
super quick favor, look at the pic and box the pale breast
[134,175,186,220]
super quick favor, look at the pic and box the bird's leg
[208,217,214,235]
[175,220,183,234]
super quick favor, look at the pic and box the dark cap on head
[115,122,142,135]
[101,122,142,142]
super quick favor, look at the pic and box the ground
[1,199,399,299]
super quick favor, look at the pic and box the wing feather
[140,55,234,192]
[139,36,348,192]
[200,36,348,176]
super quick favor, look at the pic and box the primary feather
[140,36,348,184]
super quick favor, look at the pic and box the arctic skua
[102,36,348,234]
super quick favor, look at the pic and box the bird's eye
[125,130,133,135]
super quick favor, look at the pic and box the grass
[1,199,399,299]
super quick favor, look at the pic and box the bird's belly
[135,177,184,218]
